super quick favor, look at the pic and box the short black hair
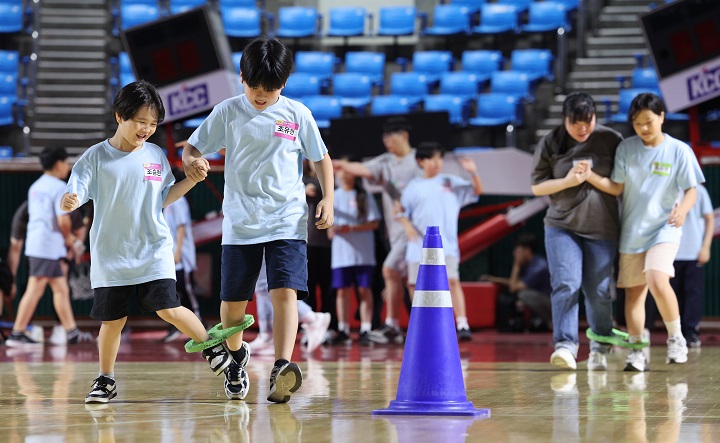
[39,146,68,171]
[240,36,294,91]
[382,116,412,135]
[415,141,445,162]
[515,233,539,253]
[562,92,596,124]
[628,92,665,122]
[113,80,165,124]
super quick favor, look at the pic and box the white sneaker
[625,349,648,372]
[550,348,577,370]
[27,324,44,343]
[248,333,275,356]
[667,335,688,364]
[642,328,651,363]
[301,312,331,353]
[587,351,607,371]
[48,325,67,346]
[550,373,577,393]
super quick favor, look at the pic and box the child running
[60,80,231,404]
[582,92,705,371]
[181,36,334,403]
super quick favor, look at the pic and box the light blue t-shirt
[65,140,176,288]
[25,174,68,260]
[331,187,381,269]
[164,196,197,272]
[188,94,328,245]
[676,184,713,260]
[611,134,705,254]
[401,174,478,263]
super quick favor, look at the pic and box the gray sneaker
[267,361,302,403]
[587,351,607,371]
[367,325,404,345]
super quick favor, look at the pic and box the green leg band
[184,314,255,353]
[585,328,649,349]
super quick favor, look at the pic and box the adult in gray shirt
[531,92,623,371]
[333,116,418,344]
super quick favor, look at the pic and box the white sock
[360,322,372,333]
[456,316,469,330]
[385,318,399,328]
[664,318,682,338]
[338,321,350,334]
[629,335,642,344]
[100,372,114,380]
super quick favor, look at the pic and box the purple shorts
[331,265,374,289]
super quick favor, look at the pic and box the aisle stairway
[28,0,111,155]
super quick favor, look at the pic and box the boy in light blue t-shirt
[398,142,483,341]
[584,93,705,372]
[61,81,229,404]
[181,37,334,403]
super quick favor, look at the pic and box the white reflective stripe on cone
[412,290,453,308]
[421,248,446,265]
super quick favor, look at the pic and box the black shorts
[91,279,179,321]
[221,239,308,302]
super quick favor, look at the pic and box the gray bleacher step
[573,57,637,72]
[569,70,633,81]
[40,16,107,26]
[39,39,106,48]
[31,131,107,140]
[587,48,649,58]
[35,97,106,106]
[37,72,106,81]
[44,0,107,6]
[29,145,102,155]
[40,51,106,60]
[599,15,641,27]
[38,60,106,70]
[609,0,657,6]
[41,7,106,17]
[34,121,106,131]
[35,106,106,115]
[41,28,106,38]
[36,84,105,93]
[604,6,651,15]
[587,36,645,48]
[597,28,643,37]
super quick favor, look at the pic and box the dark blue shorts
[221,240,308,302]
[91,279,179,321]
[332,265,374,289]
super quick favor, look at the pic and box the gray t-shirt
[363,149,419,244]
[531,124,623,241]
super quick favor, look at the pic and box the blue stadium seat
[522,2,571,33]
[295,51,338,90]
[552,0,579,12]
[423,94,468,126]
[370,95,410,116]
[510,49,555,82]
[119,51,132,74]
[332,72,373,112]
[344,51,385,92]
[389,72,430,108]
[496,0,532,14]
[0,49,18,74]
[282,72,321,100]
[472,4,519,35]
[449,0,487,15]
[410,50,453,86]
[0,0,24,34]
[121,3,160,30]
[169,0,206,14]
[231,51,242,73]
[276,7,320,39]
[221,6,262,38]
[377,6,417,37]
[631,67,659,90]
[490,71,533,101]
[469,92,523,146]
[608,88,666,124]
[0,94,15,126]
[423,4,470,36]
[327,6,367,38]
[461,50,503,82]
[0,72,16,95]
[300,95,342,128]
[439,71,485,100]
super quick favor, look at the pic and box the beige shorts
[407,255,459,285]
[617,243,679,288]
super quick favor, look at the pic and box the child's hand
[61,193,79,212]
[458,156,478,175]
[183,156,210,182]
[565,163,588,186]
[669,206,687,227]
[315,198,334,230]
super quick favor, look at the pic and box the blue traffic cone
[373,226,490,417]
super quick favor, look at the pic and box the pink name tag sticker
[143,163,162,181]
[274,120,299,141]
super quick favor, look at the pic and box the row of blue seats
[0,0,33,34]
[0,49,27,127]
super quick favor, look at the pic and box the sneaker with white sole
[368,325,404,345]
[625,349,648,372]
[48,325,67,345]
[267,361,302,403]
[248,333,275,356]
[5,332,43,349]
[550,348,577,370]
[301,312,331,353]
[587,351,607,371]
[224,342,250,400]
[666,335,688,364]
[85,376,117,404]
[67,329,95,344]
[202,344,232,375]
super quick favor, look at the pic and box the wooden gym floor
[1,329,719,442]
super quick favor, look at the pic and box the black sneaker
[161,327,182,343]
[457,327,472,342]
[367,325,404,345]
[85,376,117,404]
[359,331,373,346]
[67,329,95,344]
[224,342,250,400]
[203,344,232,375]
[330,330,352,346]
[5,332,42,348]
[267,361,303,403]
